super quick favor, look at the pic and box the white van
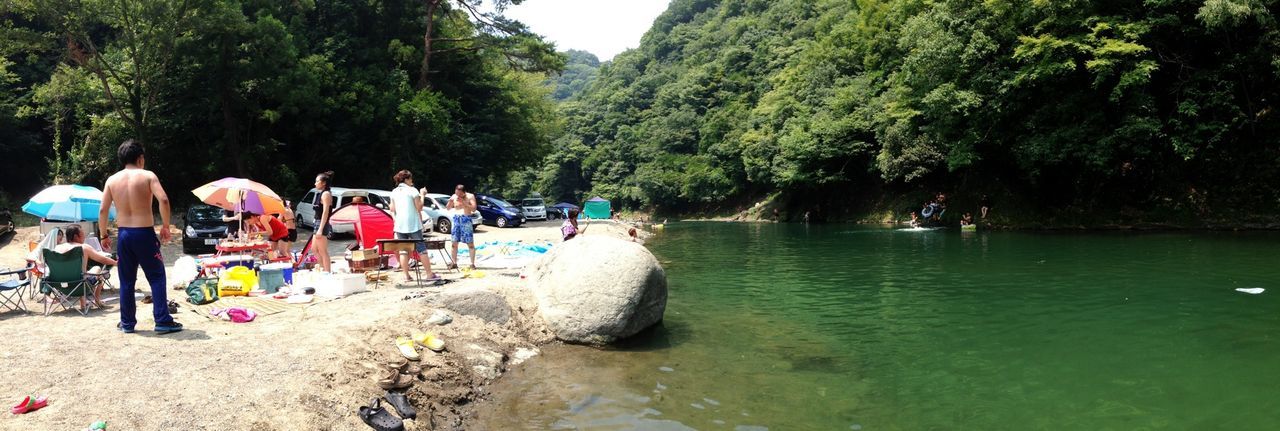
[296,187,390,234]
[520,197,547,221]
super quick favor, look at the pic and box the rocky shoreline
[318,220,662,430]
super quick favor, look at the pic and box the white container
[291,270,318,288]
[313,273,367,298]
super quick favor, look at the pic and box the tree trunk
[218,38,247,177]
[418,0,440,89]
[219,88,247,177]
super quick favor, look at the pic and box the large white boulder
[526,235,667,344]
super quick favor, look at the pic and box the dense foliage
[0,0,562,205]
[536,0,1280,218]
[547,49,601,101]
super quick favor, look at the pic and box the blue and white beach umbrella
[21,184,116,222]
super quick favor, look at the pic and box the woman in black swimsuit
[313,171,335,272]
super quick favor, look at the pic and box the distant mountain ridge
[531,0,1280,222]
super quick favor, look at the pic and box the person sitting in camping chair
[51,225,116,309]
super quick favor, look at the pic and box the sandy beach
[0,219,640,430]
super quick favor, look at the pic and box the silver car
[420,193,482,234]
[296,187,389,234]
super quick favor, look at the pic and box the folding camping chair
[0,264,32,313]
[40,248,96,316]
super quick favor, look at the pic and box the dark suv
[182,205,229,254]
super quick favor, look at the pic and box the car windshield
[522,199,544,207]
[433,197,449,208]
[189,207,224,221]
[489,197,517,208]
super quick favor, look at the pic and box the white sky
[499,0,672,61]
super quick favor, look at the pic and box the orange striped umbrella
[191,177,286,215]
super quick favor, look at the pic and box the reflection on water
[478,224,1280,430]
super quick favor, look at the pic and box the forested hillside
[547,49,601,101]
[1,0,562,204]
[527,0,1280,222]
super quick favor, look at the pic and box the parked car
[296,188,390,234]
[0,209,14,236]
[418,193,482,234]
[475,194,525,228]
[366,189,394,209]
[182,205,229,254]
[520,197,547,221]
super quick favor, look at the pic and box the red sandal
[10,396,29,414]
[10,395,46,414]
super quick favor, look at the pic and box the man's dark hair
[64,225,83,242]
[118,139,145,166]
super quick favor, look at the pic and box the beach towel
[28,227,62,273]
[210,306,257,323]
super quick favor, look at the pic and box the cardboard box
[314,273,367,297]
[350,249,380,261]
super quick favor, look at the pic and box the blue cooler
[258,263,289,293]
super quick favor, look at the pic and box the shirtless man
[98,140,183,334]
[446,184,477,270]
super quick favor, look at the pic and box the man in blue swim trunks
[446,184,477,270]
[98,140,182,334]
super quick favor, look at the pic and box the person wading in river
[99,139,183,334]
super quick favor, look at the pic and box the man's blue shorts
[451,214,473,244]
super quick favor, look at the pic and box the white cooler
[291,270,320,289]
[313,273,367,297]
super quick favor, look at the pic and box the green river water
[477,223,1280,430]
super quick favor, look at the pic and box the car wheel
[497,217,508,228]
[437,217,452,234]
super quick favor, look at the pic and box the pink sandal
[10,395,47,414]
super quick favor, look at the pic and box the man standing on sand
[99,140,183,334]
[446,184,477,270]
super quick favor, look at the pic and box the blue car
[476,194,525,228]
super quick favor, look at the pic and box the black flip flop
[384,391,417,420]
[358,397,405,431]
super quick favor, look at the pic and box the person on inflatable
[920,201,940,220]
